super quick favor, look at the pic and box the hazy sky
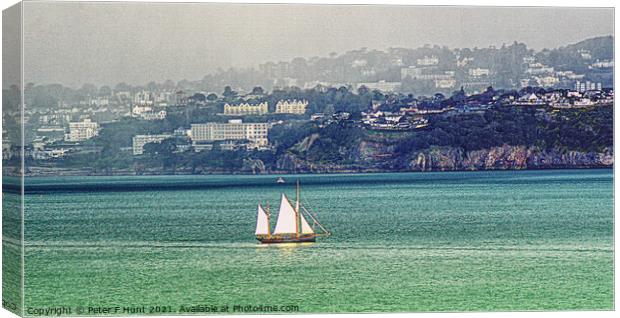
[22,2,614,87]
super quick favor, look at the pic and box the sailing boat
[255,181,330,243]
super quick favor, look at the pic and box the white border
[0,1,617,318]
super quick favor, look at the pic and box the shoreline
[3,165,613,180]
[30,164,617,177]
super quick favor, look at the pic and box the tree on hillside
[251,86,264,95]
[223,86,237,98]
[144,139,177,156]
[191,93,206,102]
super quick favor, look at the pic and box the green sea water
[17,169,614,314]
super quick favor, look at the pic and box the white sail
[255,204,270,235]
[300,211,314,234]
[273,194,298,234]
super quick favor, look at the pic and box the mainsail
[255,204,270,235]
[272,193,315,235]
[273,194,298,234]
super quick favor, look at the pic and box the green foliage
[94,118,165,158]
[392,106,613,157]
[269,121,319,152]
[302,124,364,164]
[143,138,176,156]
[190,148,246,171]
[544,108,613,153]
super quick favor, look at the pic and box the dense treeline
[392,106,613,156]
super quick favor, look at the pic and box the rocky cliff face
[409,145,613,171]
[269,143,613,173]
[242,158,266,174]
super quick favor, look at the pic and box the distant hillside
[564,35,614,60]
[16,36,615,110]
[539,36,614,73]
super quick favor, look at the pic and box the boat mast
[295,180,300,237]
[266,202,271,237]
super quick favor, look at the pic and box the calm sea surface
[19,170,613,312]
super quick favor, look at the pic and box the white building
[133,91,154,106]
[310,113,325,121]
[2,139,12,160]
[140,110,167,121]
[575,80,602,92]
[351,59,368,67]
[66,119,99,142]
[400,67,454,82]
[578,49,592,60]
[456,57,473,67]
[434,78,456,89]
[132,134,173,155]
[556,70,584,80]
[469,68,490,77]
[536,76,559,87]
[515,93,545,106]
[590,60,614,69]
[224,102,268,115]
[357,81,402,93]
[526,63,554,75]
[573,98,594,107]
[190,119,270,149]
[400,66,422,79]
[132,105,153,117]
[416,56,439,66]
[275,100,308,114]
[32,148,68,160]
[88,97,109,107]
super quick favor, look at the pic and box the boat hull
[256,234,316,244]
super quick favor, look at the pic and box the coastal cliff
[21,144,613,176]
[256,105,614,174]
[409,145,613,171]
[267,144,613,173]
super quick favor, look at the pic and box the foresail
[300,212,314,234]
[255,204,270,235]
[273,194,298,234]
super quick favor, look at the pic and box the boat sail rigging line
[255,180,330,244]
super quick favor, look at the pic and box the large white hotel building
[65,119,99,142]
[190,119,270,149]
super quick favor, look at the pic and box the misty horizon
[18,2,614,88]
[25,34,614,90]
